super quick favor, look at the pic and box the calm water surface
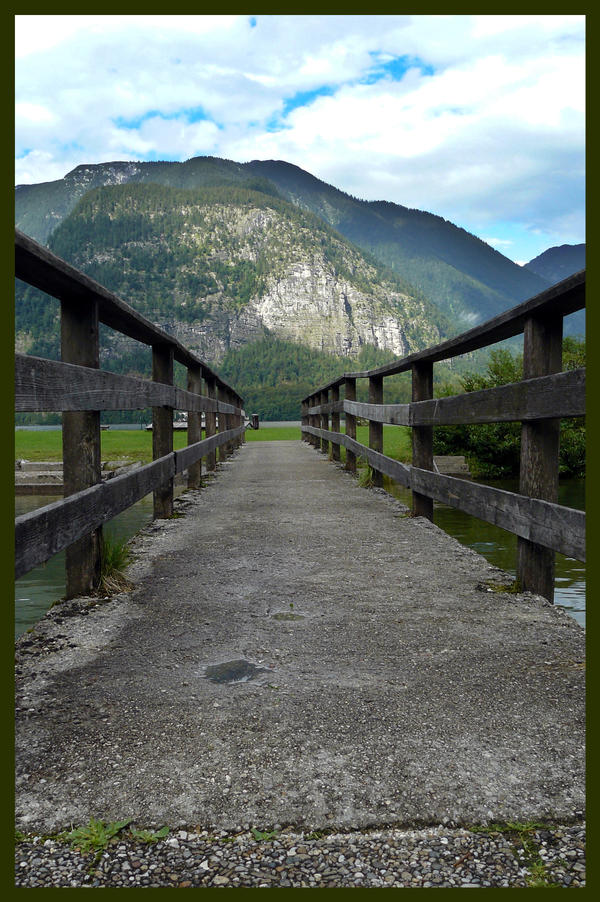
[15,493,158,639]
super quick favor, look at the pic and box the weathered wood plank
[307,400,344,416]
[343,399,410,425]
[61,296,102,598]
[14,353,244,416]
[204,376,217,471]
[344,377,357,473]
[304,425,585,561]
[152,344,174,519]
[187,363,203,489]
[412,361,433,520]
[517,315,563,601]
[320,389,329,455]
[369,375,384,488]
[331,385,341,461]
[411,368,585,426]
[15,228,240,397]
[410,467,585,562]
[15,454,176,579]
[337,369,585,427]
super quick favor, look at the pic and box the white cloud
[14,14,585,259]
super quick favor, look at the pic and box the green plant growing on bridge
[66,817,131,858]
[251,827,278,841]
[99,535,133,595]
[129,825,170,843]
[357,461,374,488]
[469,821,562,887]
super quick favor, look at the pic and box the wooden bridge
[15,228,585,605]
[14,230,586,836]
[301,272,585,603]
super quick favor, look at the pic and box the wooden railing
[15,229,246,596]
[301,271,586,602]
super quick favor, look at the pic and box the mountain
[523,244,586,336]
[15,155,551,330]
[243,160,550,325]
[16,182,449,367]
[524,244,586,284]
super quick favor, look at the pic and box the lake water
[384,475,585,629]
[14,467,585,638]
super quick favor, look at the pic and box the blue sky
[15,14,585,264]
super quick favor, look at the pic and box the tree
[433,341,585,479]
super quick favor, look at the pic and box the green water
[14,493,157,639]
[384,476,585,628]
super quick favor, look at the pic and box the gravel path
[15,441,585,886]
[15,823,585,888]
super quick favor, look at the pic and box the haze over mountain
[524,244,585,285]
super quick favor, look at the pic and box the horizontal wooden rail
[15,354,242,415]
[15,426,244,579]
[303,425,585,562]
[307,368,585,427]
[305,270,585,397]
[302,271,586,602]
[15,229,240,399]
[15,229,246,593]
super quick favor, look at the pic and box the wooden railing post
[301,400,308,441]
[236,396,243,447]
[320,389,329,455]
[219,387,230,462]
[517,315,563,601]
[310,395,318,447]
[204,375,217,471]
[61,297,102,597]
[369,374,384,487]
[411,362,434,520]
[344,377,357,473]
[152,343,174,518]
[187,363,203,489]
[331,384,341,461]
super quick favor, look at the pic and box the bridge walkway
[15,440,585,833]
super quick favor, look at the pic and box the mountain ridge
[15,154,553,330]
[16,181,449,367]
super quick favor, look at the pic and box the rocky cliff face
[43,185,446,364]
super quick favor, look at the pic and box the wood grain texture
[303,425,585,561]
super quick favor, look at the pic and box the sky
[15,14,585,265]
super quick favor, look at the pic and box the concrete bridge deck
[15,440,585,834]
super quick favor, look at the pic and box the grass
[245,426,301,441]
[99,535,133,595]
[15,424,411,463]
[343,425,412,464]
[65,818,132,858]
[15,425,304,464]
[468,821,562,887]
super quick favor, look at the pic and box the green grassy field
[15,424,412,464]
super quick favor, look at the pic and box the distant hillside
[523,244,585,336]
[16,154,551,330]
[524,244,585,284]
[244,159,550,325]
[16,182,448,368]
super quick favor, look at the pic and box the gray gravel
[15,823,585,887]
[15,441,585,885]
